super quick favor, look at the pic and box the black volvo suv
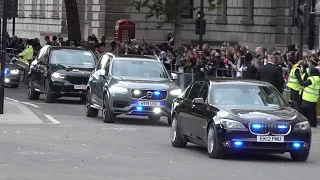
[28,46,97,103]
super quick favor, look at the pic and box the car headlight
[10,69,19,75]
[220,119,246,129]
[294,121,310,131]
[52,72,66,79]
[170,89,182,96]
[109,86,128,94]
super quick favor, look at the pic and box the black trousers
[302,106,318,127]
[290,89,301,112]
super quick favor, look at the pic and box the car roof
[205,78,270,86]
[51,46,88,51]
[114,57,161,62]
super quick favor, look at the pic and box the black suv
[28,46,97,103]
[86,53,181,124]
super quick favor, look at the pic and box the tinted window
[210,84,286,108]
[111,60,168,79]
[187,82,203,100]
[50,49,95,68]
[199,83,209,101]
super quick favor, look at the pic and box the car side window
[199,83,209,101]
[187,82,203,100]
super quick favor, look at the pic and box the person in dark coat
[241,52,257,79]
[256,55,284,93]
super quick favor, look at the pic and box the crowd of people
[4,33,320,127]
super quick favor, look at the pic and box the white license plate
[257,136,284,143]
[138,101,160,106]
[74,85,87,90]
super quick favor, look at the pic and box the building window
[30,0,37,17]
[181,0,193,19]
[268,0,276,26]
[38,0,45,18]
[215,0,227,24]
[241,0,254,25]
[52,0,60,18]
[18,0,25,17]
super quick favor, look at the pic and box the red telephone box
[115,19,136,43]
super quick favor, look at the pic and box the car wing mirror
[38,61,46,65]
[192,97,204,105]
[11,57,17,63]
[288,100,298,109]
[171,73,178,80]
[96,69,106,79]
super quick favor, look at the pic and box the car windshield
[111,60,169,79]
[50,49,95,68]
[210,84,287,108]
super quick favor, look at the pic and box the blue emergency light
[233,141,243,147]
[154,91,160,96]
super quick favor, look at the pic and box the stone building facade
[7,0,318,50]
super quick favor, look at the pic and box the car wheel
[148,115,161,123]
[290,150,310,161]
[11,84,19,88]
[44,79,55,103]
[167,116,172,126]
[102,95,116,123]
[28,79,40,100]
[170,115,187,148]
[85,92,98,117]
[207,123,224,159]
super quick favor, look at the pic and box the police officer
[286,60,304,111]
[301,67,320,127]
[18,39,34,83]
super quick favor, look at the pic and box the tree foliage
[132,0,221,28]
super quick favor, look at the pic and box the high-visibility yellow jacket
[287,67,302,91]
[18,45,34,64]
[302,76,320,103]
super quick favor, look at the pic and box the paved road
[1,85,319,180]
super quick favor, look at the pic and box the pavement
[0,84,319,180]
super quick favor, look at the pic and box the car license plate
[74,85,87,90]
[257,136,284,143]
[138,101,160,106]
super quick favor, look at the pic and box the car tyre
[290,150,310,161]
[102,95,116,123]
[44,79,55,103]
[207,123,224,159]
[170,115,187,148]
[148,115,161,123]
[28,79,40,100]
[85,92,98,117]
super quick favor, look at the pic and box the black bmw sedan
[170,79,311,161]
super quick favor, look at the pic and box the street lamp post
[314,0,320,47]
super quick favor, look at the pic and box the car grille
[65,75,89,85]
[249,123,291,135]
[271,124,291,135]
[131,90,167,100]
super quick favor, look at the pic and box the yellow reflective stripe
[303,89,319,96]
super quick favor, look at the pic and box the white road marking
[102,127,137,131]
[20,102,40,108]
[4,97,19,103]
[44,114,61,124]
[4,97,40,108]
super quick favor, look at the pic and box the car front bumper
[108,92,176,117]
[217,128,311,153]
[51,81,87,97]
[4,74,20,85]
